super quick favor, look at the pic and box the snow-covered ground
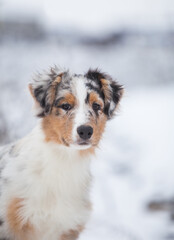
[0,39,174,239]
[81,86,174,240]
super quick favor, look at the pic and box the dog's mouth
[77,139,91,146]
[76,139,92,149]
[69,139,92,149]
[78,142,89,147]
[62,137,92,149]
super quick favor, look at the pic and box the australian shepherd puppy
[0,66,123,240]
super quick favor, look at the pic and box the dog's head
[29,67,123,150]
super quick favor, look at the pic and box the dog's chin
[69,142,92,150]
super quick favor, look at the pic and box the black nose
[77,125,93,140]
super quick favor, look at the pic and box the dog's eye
[61,103,72,111]
[92,103,101,111]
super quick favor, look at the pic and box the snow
[81,87,174,240]
[0,38,174,239]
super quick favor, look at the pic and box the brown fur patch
[60,225,84,240]
[89,92,104,108]
[7,198,34,240]
[42,92,76,145]
[90,113,107,146]
[28,83,41,111]
[42,112,74,146]
[87,91,107,147]
[64,93,76,106]
[49,75,62,108]
[100,78,111,102]
[54,93,76,108]
[28,84,35,99]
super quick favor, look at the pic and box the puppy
[0,67,123,240]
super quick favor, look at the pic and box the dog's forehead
[71,75,87,93]
[60,73,100,94]
[57,74,84,96]
[54,73,105,107]
[57,74,96,98]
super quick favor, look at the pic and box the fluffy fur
[0,66,123,240]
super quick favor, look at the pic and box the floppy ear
[28,67,65,117]
[85,69,124,119]
[100,78,124,118]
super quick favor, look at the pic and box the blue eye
[92,103,101,111]
[61,104,72,111]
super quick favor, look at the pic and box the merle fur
[85,68,123,118]
[32,67,123,119]
[32,69,64,117]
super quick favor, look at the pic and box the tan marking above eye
[89,92,104,109]
[56,93,76,107]
[64,93,76,106]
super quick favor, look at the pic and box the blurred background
[0,0,174,239]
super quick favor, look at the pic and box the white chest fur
[2,126,92,239]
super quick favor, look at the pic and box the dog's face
[29,67,123,150]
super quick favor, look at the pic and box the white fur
[0,123,92,240]
[72,77,89,144]
[0,67,122,240]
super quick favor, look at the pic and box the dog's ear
[100,78,124,118]
[85,69,124,119]
[29,67,65,117]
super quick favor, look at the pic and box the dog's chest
[24,150,92,234]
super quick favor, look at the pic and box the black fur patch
[34,83,57,115]
[93,109,99,118]
[85,68,111,85]
[86,83,104,100]
[37,112,45,118]
[0,219,3,226]
[85,68,123,118]
[45,104,51,114]
[32,67,123,119]
[88,110,93,117]
[85,69,111,102]
[85,93,90,104]
[111,83,123,104]
[34,86,46,108]
[32,69,64,116]
[103,103,110,116]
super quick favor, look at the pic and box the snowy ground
[81,86,174,240]
[0,40,174,240]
